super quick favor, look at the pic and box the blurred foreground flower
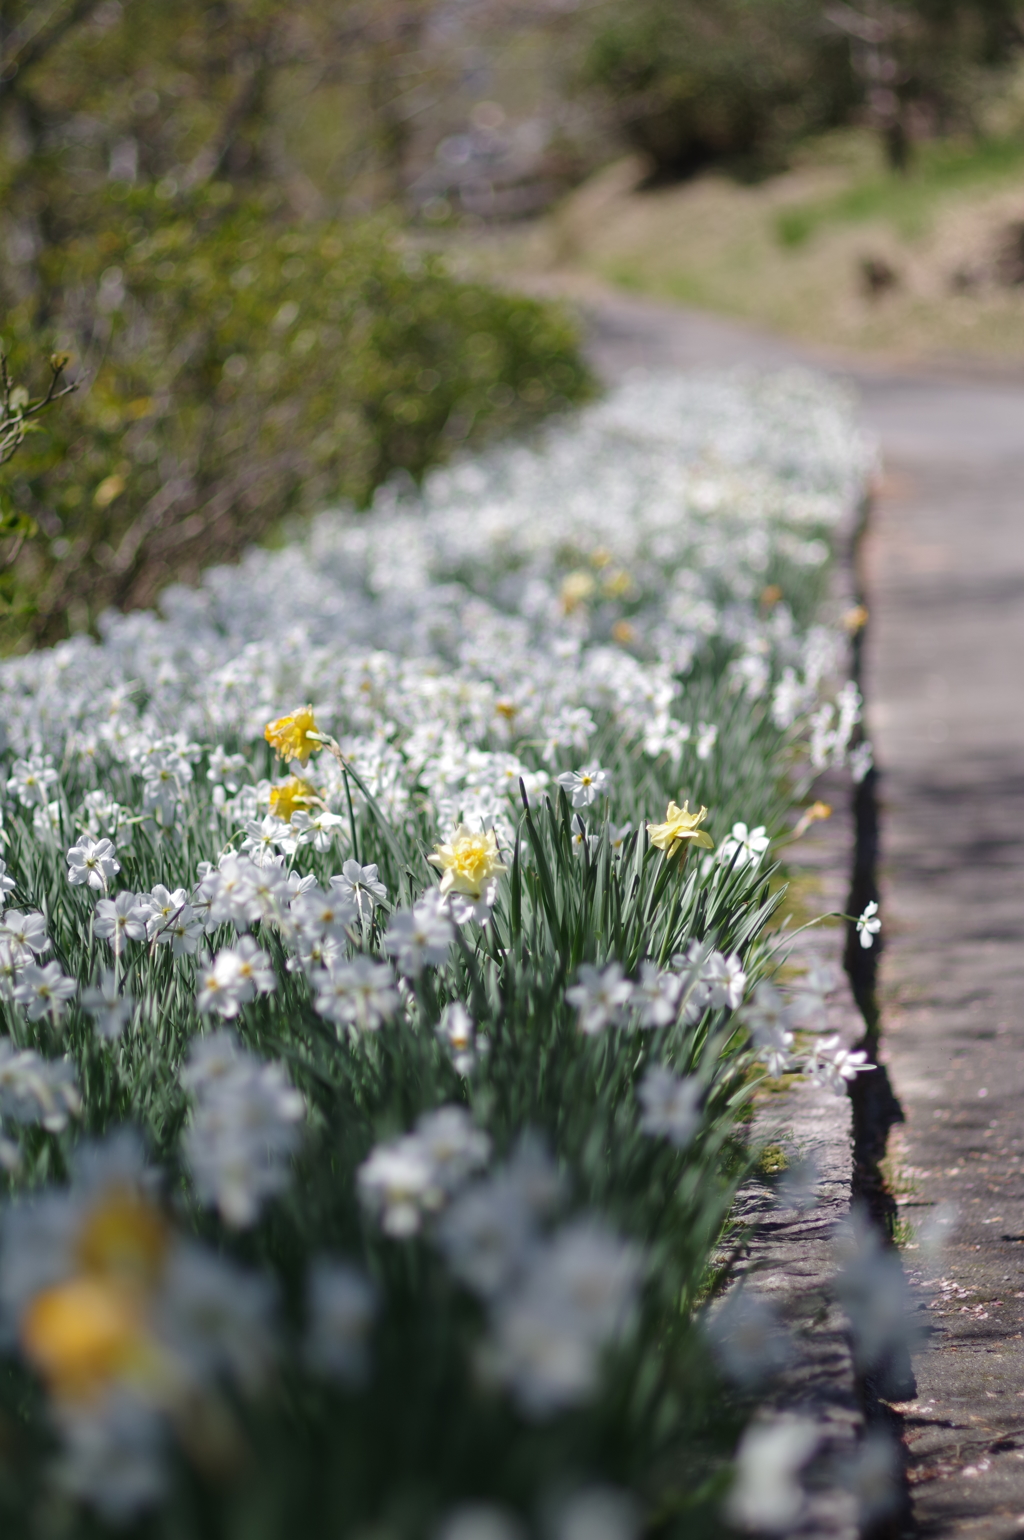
[833,1207,923,1396]
[0,1131,276,1520]
[843,1429,902,1525]
[706,1289,791,1387]
[726,1415,819,1531]
[181,1032,305,1227]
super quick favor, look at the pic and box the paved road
[569,284,1024,1537]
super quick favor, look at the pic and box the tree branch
[0,0,111,107]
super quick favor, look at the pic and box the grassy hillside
[458,127,1024,366]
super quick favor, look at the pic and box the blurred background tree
[575,0,1024,180]
[3,0,1024,647]
[0,0,594,647]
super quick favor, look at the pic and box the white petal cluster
[0,1040,81,1137]
[0,374,869,858]
[636,1065,702,1149]
[0,1132,277,1520]
[566,947,751,1037]
[181,1030,305,1226]
[0,906,76,1025]
[739,976,873,1090]
[357,1104,491,1237]
[434,1139,643,1418]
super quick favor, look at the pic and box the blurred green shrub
[1,189,593,647]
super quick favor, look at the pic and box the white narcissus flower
[356,1139,439,1238]
[288,807,346,852]
[384,893,454,976]
[718,822,770,870]
[12,962,77,1022]
[607,822,632,855]
[66,837,120,892]
[239,815,293,867]
[81,971,133,1041]
[1,909,50,961]
[196,937,276,1019]
[181,1031,304,1227]
[6,754,58,807]
[704,952,747,1011]
[92,893,151,953]
[856,900,881,948]
[555,765,610,809]
[357,1106,490,1238]
[636,1065,702,1148]
[566,963,634,1035]
[635,963,683,1029]
[144,885,190,941]
[311,957,399,1033]
[290,886,357,942]
[0,1040,81,1131]
[330,859,388,915]
[804,1036,873,1095]
[436,1002,484,1076]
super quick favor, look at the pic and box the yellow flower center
[264,706,321,766]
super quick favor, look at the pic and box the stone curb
[723,487,878,1538]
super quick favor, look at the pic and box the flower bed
[0,369,873,1535]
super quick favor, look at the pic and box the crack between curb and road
[843,489,917,1540]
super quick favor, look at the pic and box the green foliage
[576,0,1024,182]
[577,0,858,181]
[1,188,592,647]
[0,348,75,622]
[775,130,1024,247]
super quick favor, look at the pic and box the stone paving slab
[727,767,869,1540]
[865,394,1024,1537]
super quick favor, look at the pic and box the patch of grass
[775,135,1024,249]
[756,1143,790,1177]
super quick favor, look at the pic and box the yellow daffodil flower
[22,1276,153,1405]
[559,570,596,614]
[264,706,321,766]
[268,776,319,823]
[428,826,507,899]
[646,800,715,861]
[21,1187,172,1407]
